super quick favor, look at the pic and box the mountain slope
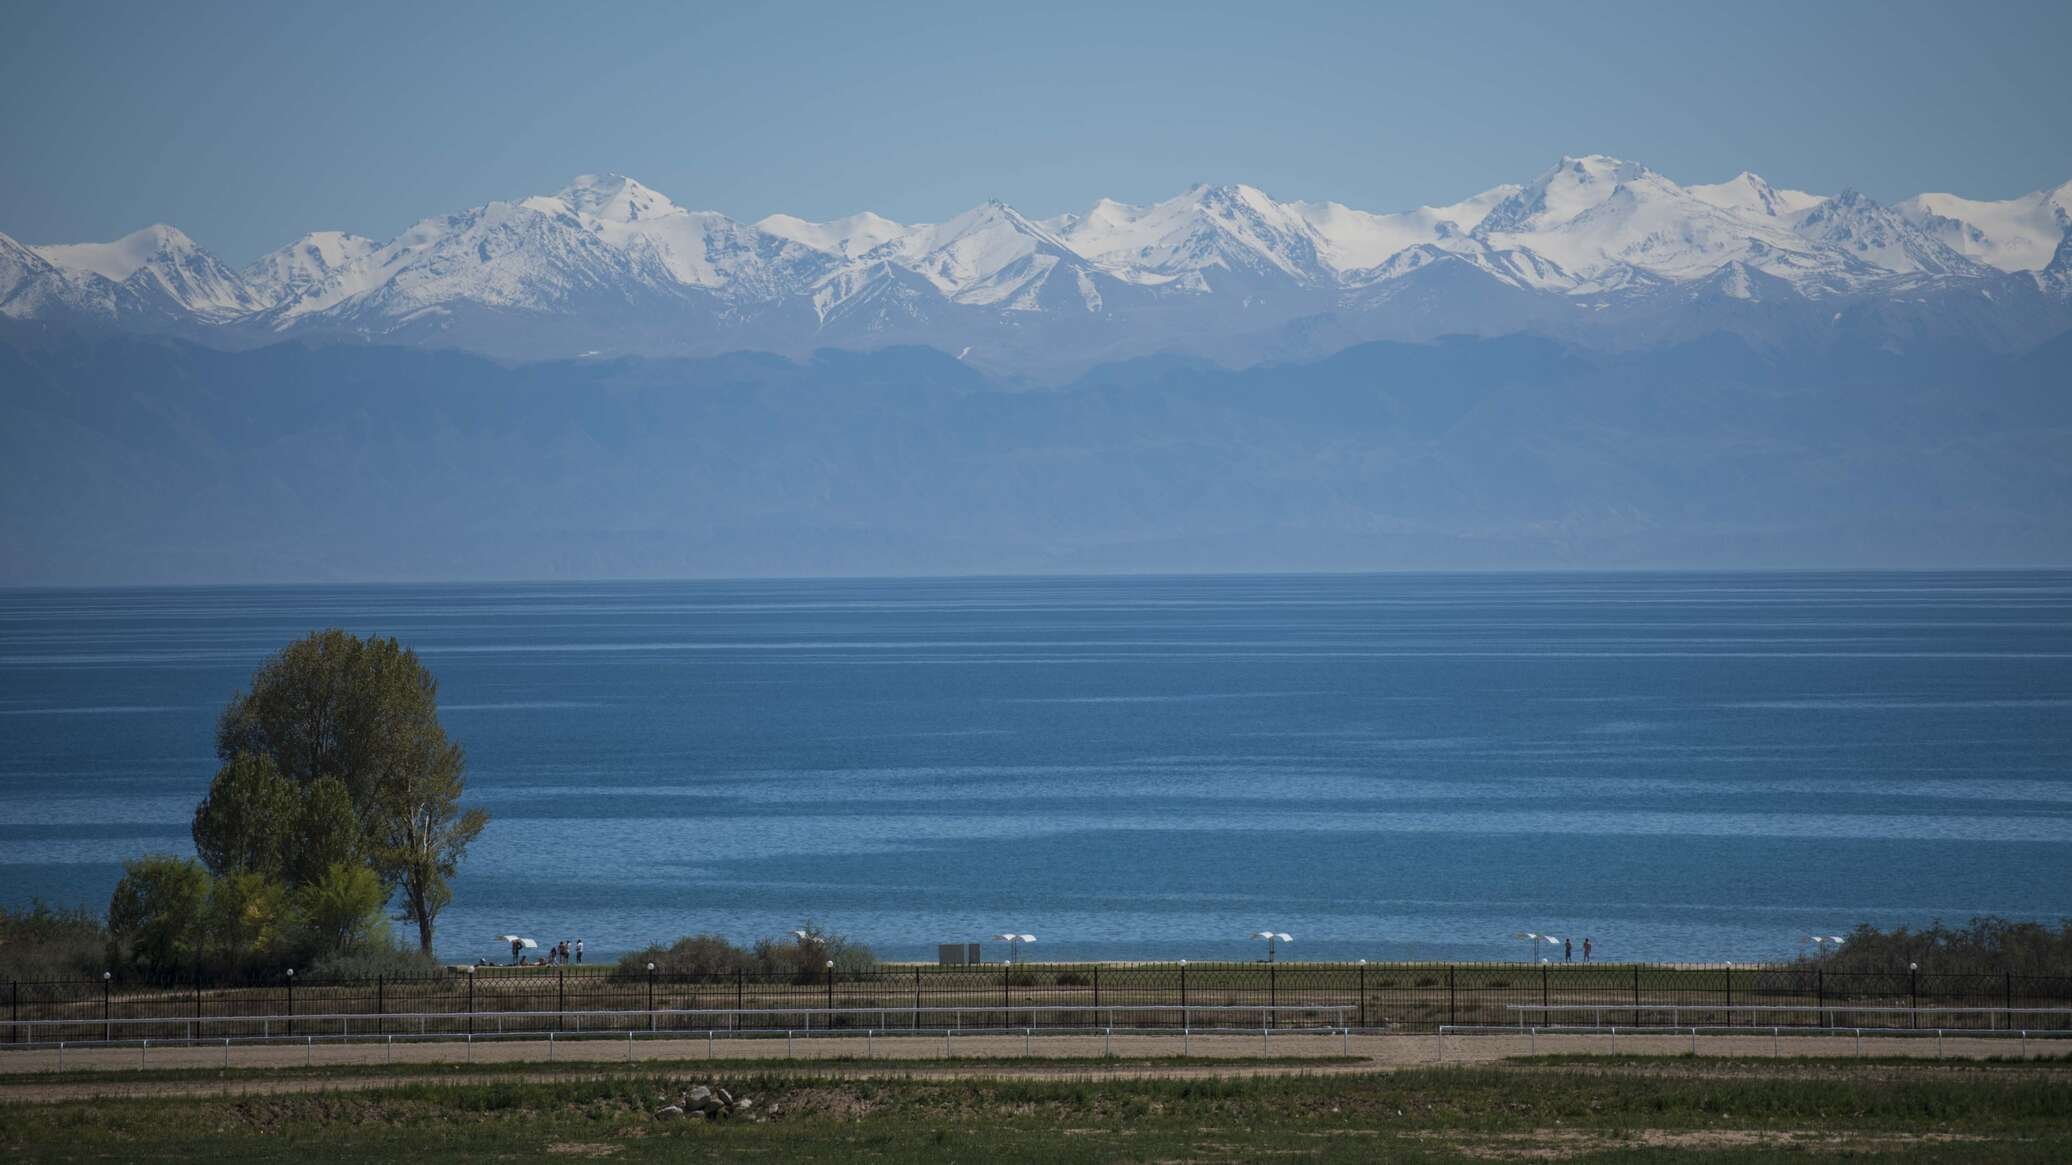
[1897,180,2072,272]
[5,331,2066,583]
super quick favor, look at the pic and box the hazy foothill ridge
[4,156,2069,374]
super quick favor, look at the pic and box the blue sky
[3,0,2068,263]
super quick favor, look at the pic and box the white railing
[1438,1021,2072,1060]
[1502,1003,2072,1026]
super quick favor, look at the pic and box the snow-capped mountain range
[5,156,2069,373]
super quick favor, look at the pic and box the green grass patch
[6,1060,2072,1162]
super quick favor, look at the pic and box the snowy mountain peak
[35,223,264,319]
[524,173,683,223]
[37,224,200,282]
[755,211,906,258]
[572,173,672,221]
[1475,155,1670,237]
[243,231,380,305]
[1055,181,1328,288]
[1558,154,1652,182]
[1791,188,1977,276]
[1687,171,1825,218]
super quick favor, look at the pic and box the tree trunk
[409,883,435,953]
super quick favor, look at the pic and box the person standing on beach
[1583,937,1593,961]
[575,939,584,964]
[1564,937,1572,961]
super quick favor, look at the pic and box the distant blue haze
[3,0,2069,262]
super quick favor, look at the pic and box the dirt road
[1,1025,2060,1104]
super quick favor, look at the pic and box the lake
[3,572,2068,965]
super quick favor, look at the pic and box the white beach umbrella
[1251,931,1293,961]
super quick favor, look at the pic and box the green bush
[303,947,445,981]
[107,855,212,972]
[615,922,879,983]
[614,933,753,981]
[0,902,111,980]
[1808,917,2072,975]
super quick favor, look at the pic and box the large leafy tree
[214,629,487,954]
[218,630,456,809]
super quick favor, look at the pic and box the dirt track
[1,1027,2061,1105]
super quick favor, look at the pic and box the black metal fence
[8,963,2072,1042]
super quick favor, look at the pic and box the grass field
[6,1054,2071,1162]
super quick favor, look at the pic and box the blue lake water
[2,572,2069,965]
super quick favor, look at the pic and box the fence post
[2004,971,2012,1030]
[194,967,202,1027]
[1632,965,1640,1016]
[1180,962,1188,1012]
[1357,962,1366,1029]
[826,963,835,1013]
[103,972,111,1042]
[1910,966,1919,1028]
[1541,963,1549,1011]
[557,970,565,1032]
[913,967,920,1027]
[1269,962,1277,1029]
[467,968,476,1035]
[10,979,17,1045]
[1001,963,1009,1013]
[377,975,384,1022]
[1448,965,1456,1027]
[737,968,745,1016]
[1724,964,1732,1017]
[1816,967,1824,1026]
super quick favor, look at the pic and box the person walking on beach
[575,939,584,964]
[1564,937,1572,961]
[1583,937,1593,961]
